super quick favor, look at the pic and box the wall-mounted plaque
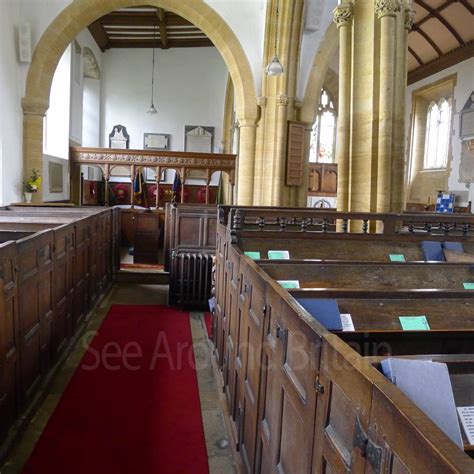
[109,124,130,149]
[49,161,63,193]
[144,133,170,150]
[460,92,474,139]
[185,126,214,154]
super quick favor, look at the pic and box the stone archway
[300,23,339,124]
[22,0,258,203]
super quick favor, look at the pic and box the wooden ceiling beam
[414,0,465,46]
[156,8,168,48]
[88,20,109,51]
[459,0,474,14]
[414,0,456,28]
[408,46,424,67]
[101,12,192,27]
[412,25,443,56]
[408,41,474,85]
[107,39,214,49]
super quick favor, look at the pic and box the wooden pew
[213,207,474,472]
[0,207,119,453]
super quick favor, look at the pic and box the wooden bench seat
[259,261,474,290]
[238,236,474,261]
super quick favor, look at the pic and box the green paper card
[244,251,261,260]
[278,280,300,289]
[389,254,406,262]
[399,316,430,331]
[463,282,474,290]
[268,250,290,260]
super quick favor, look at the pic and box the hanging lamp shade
[266,56,284,76]
[147,103,157,115]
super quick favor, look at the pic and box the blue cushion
[421,241,445,262]
[296,298,343,330]
[443,242,464,253]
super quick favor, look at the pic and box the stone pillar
[391,1,414,211]
[332,0,408,213]
[22,98,48,203]
[333,2,354,212]
[253,0,305,206]
[375,0,400,213]
[253,96,267,204]
[237,119,257,205]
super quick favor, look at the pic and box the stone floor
[0,283,236,474]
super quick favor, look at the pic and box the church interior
[0,0,473,472]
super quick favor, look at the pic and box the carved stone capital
[256,96,267,108]
[21,97,49,116]
[333,3,354,29]
[404,5,415,30]
[375,0,401,19]
[277,94,289,107]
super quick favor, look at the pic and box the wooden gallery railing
[70,147,237,207]
[213,207,474,473]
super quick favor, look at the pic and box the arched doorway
[22,0,258,203]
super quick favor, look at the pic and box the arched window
[309,89,337,163]
[423,98,452,169]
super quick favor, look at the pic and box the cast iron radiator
[169,251,214,309]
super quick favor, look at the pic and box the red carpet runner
[23,305,209,474]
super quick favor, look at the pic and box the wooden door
[17,231,54,408]
[52,224,74,361]
[134,211,160,264]
[223,246,243,445]
[237,262,266,473]
[257,292,322,474]
[74,220,90,334]
[0,243,20,439]
[312,335,373,473]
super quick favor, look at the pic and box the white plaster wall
[297,0,338,99]
[406,58,474,205]
[205,0,266,92]
[82,78,101,147]
[101,48,228,151]
[70,29,104,146]
[0,0,23,205]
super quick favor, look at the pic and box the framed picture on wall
[145,168,166,182]
[144,133,170,150]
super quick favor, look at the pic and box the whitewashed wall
[101,48,228,151]
[0,0,22,205]
[406,58,474,205]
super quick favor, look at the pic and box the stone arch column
[22,0,257,203]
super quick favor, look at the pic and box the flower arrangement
[23,169,42,193]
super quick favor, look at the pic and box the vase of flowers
[23,168,42,203]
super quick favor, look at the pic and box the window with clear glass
[309,89,337,163]
[423,98,452,169]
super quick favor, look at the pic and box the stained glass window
[423,98,452,169]
[309,89,337,163]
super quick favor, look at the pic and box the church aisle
[0,285,235,474]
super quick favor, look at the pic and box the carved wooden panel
[308,163,338,197]
[286,122,306,186]
[74,220,90,333]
